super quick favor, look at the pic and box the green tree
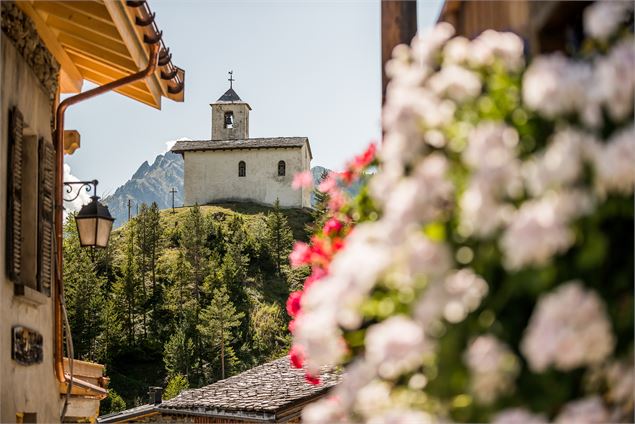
[250,301,289,360]
[180,204,211,383]
[63,216,105,361]
[100,389,126,415]
[163,374,189,400]
[307,169,330,232]
[264,199,294,276]
[198,284,245,379]
[164,325,194,381]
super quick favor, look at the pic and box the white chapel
[172,73,312,208]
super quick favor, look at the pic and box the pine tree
[164,324,194,381]
[135,202,163,338]
[264,199,294,276]
[180,204,211,383]
[120,219,139,346]
[307,169,330,233]
[197,284,245,379]
[63,216,106,361]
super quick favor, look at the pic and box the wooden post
[381,0,418,105]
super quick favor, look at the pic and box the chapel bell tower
[211,71,251,140]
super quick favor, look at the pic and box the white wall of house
[183,145,311,208]
[0,35,59,423]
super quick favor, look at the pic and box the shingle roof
[160,356,339,418]
[171,137,312,159]
[98,403,158,423]
[217,87,242,102]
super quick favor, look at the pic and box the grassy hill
[100,202,313,409]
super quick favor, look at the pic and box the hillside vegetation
[63,202,313,412]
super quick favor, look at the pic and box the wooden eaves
[17,0,185,109]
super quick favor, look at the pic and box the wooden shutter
[37,138,55,296]
[6,107,24,284]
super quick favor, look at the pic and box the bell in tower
[210,71,251,141]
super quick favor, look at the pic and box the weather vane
[228,70,235,89]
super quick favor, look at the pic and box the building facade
[172,84,313,208]
[1,1,185,422]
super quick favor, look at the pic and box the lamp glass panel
[96,218,114,248]
[76,217,97,247]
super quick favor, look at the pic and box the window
[278,160,286,176]
[224,111,234,129]
[6,106,54,299]
[238,161,246,177]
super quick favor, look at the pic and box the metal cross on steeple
[228,70,235,89]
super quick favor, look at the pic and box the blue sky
[65,0,443,196]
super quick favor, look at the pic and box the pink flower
[288,319,297,333]
[292,171,313,190]
[355,142,377,169]
[328,189,346,212]
[289,242,312,268]
[323,218,344,236]
[318,173,338,194]
[290,344,305,368]
[286,290,303,317]
[305,372,321,385]
[305,267,327,290]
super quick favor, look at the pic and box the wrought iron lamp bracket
[63,180,99,202]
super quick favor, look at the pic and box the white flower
[463,122,519,170]
[464,335,519,404]
[584,1,634,41]
[444,269,488,321]
[411,22,455,67]
[593,124,635,195]
[382,153,453,230]
[302,398,344,424]
[555,396,610,424]
[365,316,426,379]
[460,176,516,238]
[443,36,470,65]
[415,268,488,326]
[367,408,435,424]
[332,360,376,412]
[605,358,635,407]
[500,191,592,269]
[354,380,393,418]
[594,39,635,122]
[294,301,345,373]
[469,30,525,71]
[521,282,615,372]
[523,54,593,119]
[428,64,482,102]
[492,408,547,424]
[524,127,594,195]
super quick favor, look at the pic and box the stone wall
[0,11,60,423]
[183,145,311,208]
[211,103,250,140]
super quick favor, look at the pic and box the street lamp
[63,180,115,248]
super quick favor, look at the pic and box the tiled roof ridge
[161,355,340,414]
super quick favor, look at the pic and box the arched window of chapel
[278,160,286,176]
[238,161,246,177]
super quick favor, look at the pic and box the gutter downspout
[53,43,160,384]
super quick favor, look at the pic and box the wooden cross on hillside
[228,70,235,89]
[170,187,177,214]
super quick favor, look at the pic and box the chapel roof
[217,87,242,102]
[159,356,339,420]
[171,137,313,159]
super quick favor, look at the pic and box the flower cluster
[289,3,634,422]
[521,281,615,372]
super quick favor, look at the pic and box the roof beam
[38,5,121,43]
[102,0,163,107]
[17,1,84,93]
[59,33,138,73]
